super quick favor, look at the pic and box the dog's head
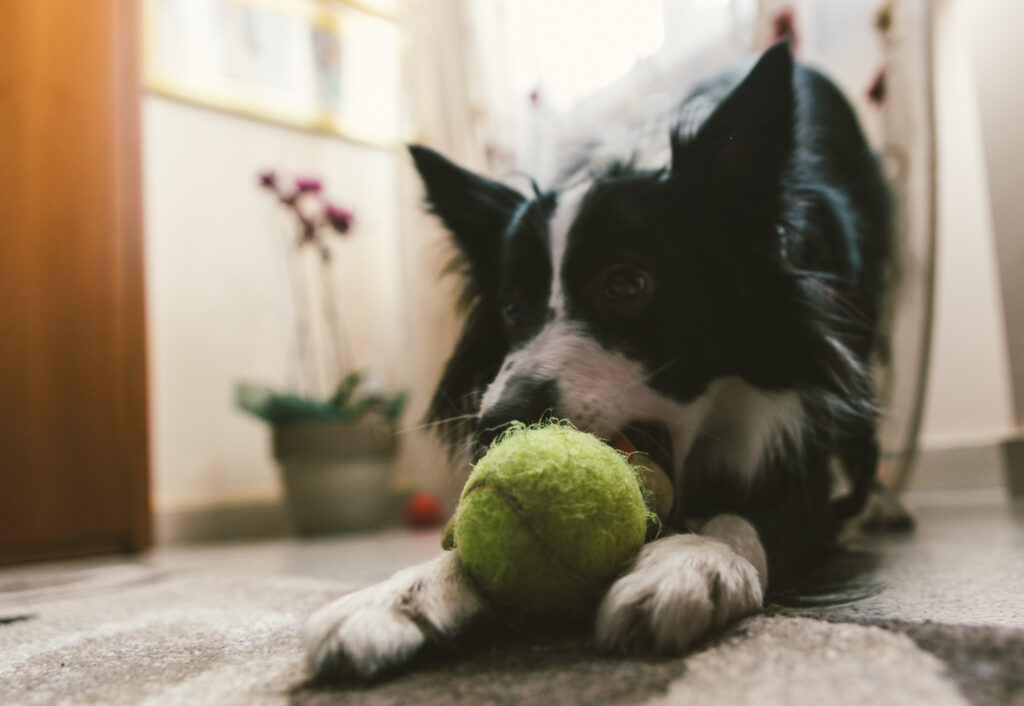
[411,43,861,474]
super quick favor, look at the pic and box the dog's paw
[595,534,763,654]
[303,553,484,680]
[304,584,427,680]
[849,485,915,533]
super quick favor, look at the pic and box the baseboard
[905,443,1005,490]
[1002,436,1024,496]
[155,495,404,544]
[157,435,1024,545]
[908,433,1024,495]
[156,499,290,544]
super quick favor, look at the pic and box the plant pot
[272,420,398,535]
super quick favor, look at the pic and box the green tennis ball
[451,421,651,622]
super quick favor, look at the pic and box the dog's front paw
[303,553,485,680]
[304,582,428,680]
[595,534,763,654]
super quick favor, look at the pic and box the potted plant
[236,171,406,535]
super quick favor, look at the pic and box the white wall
[917,0,1017,450]
[143,96,404,513]
[967,0,1024,429]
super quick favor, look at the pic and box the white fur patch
[480,323,805,491]
[693,377,806,486]
[546,181,590,316]
[479,320,703,467]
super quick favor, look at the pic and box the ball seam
[462,480,603,587]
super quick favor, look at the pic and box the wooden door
[0,1,151,564]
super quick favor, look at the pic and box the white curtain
[392,0,497,506]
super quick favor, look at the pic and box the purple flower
[867,69,886,107]
[772,9,798,51]
[258,170,277,189]
[325,203,354,235]
[295,177,323,193]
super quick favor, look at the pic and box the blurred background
[2,0,1022,563]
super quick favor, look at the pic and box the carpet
[1,559,1022,706]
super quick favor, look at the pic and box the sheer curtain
[393,0,495,503]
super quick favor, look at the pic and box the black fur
[412,42,892,586]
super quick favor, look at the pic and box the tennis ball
[450,421,652,622]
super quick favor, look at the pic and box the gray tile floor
[5,489,1023,630]
[151,487,1024,630]
[148,526,445,586]
[813,489,1024,626]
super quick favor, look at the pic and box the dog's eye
[502,300,522,327]
[601,265,653,304]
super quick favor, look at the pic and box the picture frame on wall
[344,0,398,19]
[142,0,405,148]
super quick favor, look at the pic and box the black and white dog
[305,42,892,679]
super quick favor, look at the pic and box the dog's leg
[849,482,915,532]
[594,513,765,654]
[304,551,488,680]
[832,425,881,521]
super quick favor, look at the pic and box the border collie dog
[305,42,891,678]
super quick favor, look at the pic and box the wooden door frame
[0,0,151,565]
[114,0,153,553]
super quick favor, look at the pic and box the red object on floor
[404,491,444,528]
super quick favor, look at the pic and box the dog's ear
[672,41,795,203]
[409,145,524,284]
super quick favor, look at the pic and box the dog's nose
[475,377,559,451]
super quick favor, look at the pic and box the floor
[15,487,1024,625]
[2,489,1022,705]
[151,525,445,586]
[159,489,1024,623]
[780,488,1024,626]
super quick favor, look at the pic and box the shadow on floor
[292,632,689,706]
[768,546,888,609]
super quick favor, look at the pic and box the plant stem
[319,251,354,385]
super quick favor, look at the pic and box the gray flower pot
[272,421,398,535]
